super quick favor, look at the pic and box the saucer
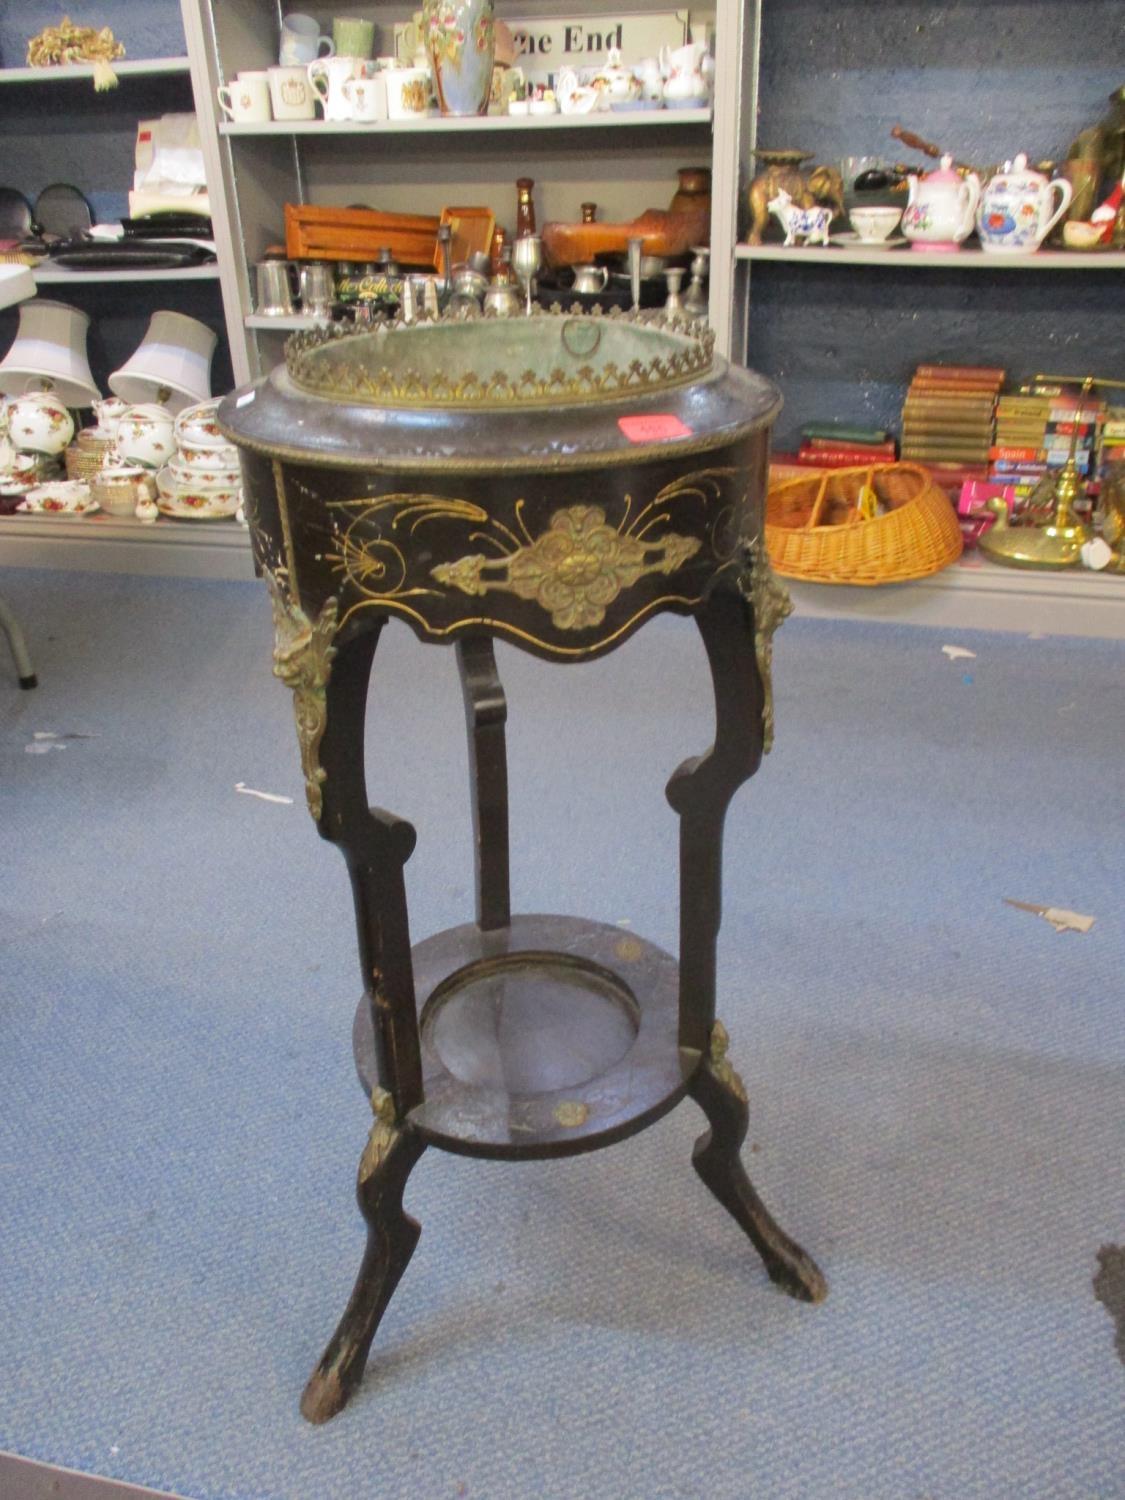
[19,481,98,515]
[831,231,908,250]
[157,498,238,521]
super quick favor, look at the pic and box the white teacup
[217,71,271,123]
[268,65,316,120]
[848,206,904,243]
[384,65,430,120]
[280,13,335,67]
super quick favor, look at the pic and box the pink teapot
[902,154,981,251]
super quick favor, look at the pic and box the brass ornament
[285,306,716,410]
[270,586,339,821]
[740,538,793,754]
[432,503,702,630]
[709,1021,748,1103]
[358,1087,399,1183]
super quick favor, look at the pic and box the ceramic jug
[6,391,74,456]
[902,154,981,251]
[976,154,1073,252]
[423,0,495,117]
[308,55,363,121]
[659,41,708,104]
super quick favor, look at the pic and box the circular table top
[219,311,781,476]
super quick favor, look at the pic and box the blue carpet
[1,568,1123,1500]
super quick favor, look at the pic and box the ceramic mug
[280,12,334,66]
[217,71,271,123]
[268,65,316,120]
[384,65,430,119]
[342,73,387,122]
[394,12,424,64]
[333,15,375,59]
[308,55,364,120]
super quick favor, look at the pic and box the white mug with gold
[268,64,316,120]
[308,55,364,121]
[217,71,271,123]
[342,73,388,123]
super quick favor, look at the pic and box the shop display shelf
[0,57,191,84]
[0,510,252,581]
[220,107,712,137]
[736,244,1125,270]
[32,265,221,285]
[244,313,329,331]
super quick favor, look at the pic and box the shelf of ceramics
[220,108,712,137]
[244,313,329,331]
[736,244,1125,270]
[32,265,221,285]
[0,57,191,84]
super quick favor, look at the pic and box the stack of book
[900,364,1004,493]
[989,384,1105,504]
[792,423,897,469]
[1100,406,1125,483]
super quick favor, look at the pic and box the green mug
[333,15,375,59]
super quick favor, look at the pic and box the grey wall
[748,0,1125,449]
[0,1,232,399]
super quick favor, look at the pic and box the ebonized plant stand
[218,312,827,1424]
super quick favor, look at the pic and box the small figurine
[766,189,833,246]
[747,151,843,245]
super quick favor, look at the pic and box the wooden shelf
[221,107,712,137]
[736,243,1125,270]
[32,265,221,285]
[0,57,191,84]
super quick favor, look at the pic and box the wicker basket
[765,463,963,585]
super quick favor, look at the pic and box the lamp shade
[0,298,99,407]
[108,310,218,413]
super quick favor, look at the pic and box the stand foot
[688,1022,826,1304]
[301,1090,427,1423]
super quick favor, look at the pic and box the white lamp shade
[0,298,100,407]
[109,310,218,414]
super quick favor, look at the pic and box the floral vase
[423,0,495,117]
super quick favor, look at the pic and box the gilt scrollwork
[709,1020,748,1104]
[270,585,339,821]
[357,1087,399,1184]
[739,537,793,755]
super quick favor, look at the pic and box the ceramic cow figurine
[766,189,833,246]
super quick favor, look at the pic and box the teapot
[659,41,709,105]
[592,46,640,110]
[902,154,981,251]
[6,390,75,457]
[977,154,1073,253]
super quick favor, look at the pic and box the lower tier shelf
[353,914,697,1159]
[0,511,252,581]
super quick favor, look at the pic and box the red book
[793,450,887,469]
[798,443,895,465]
[989,445,1042,461]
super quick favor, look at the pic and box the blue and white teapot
[977,154,1073,253]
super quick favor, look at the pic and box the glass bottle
[515,177,536,238]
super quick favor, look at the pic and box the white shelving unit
[0,511,250,580]
[736,243,1125,270]
[0,56,190,84]
[220,107,711,137]
[33,264,220,284]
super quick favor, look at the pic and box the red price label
[617,414,694,443]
